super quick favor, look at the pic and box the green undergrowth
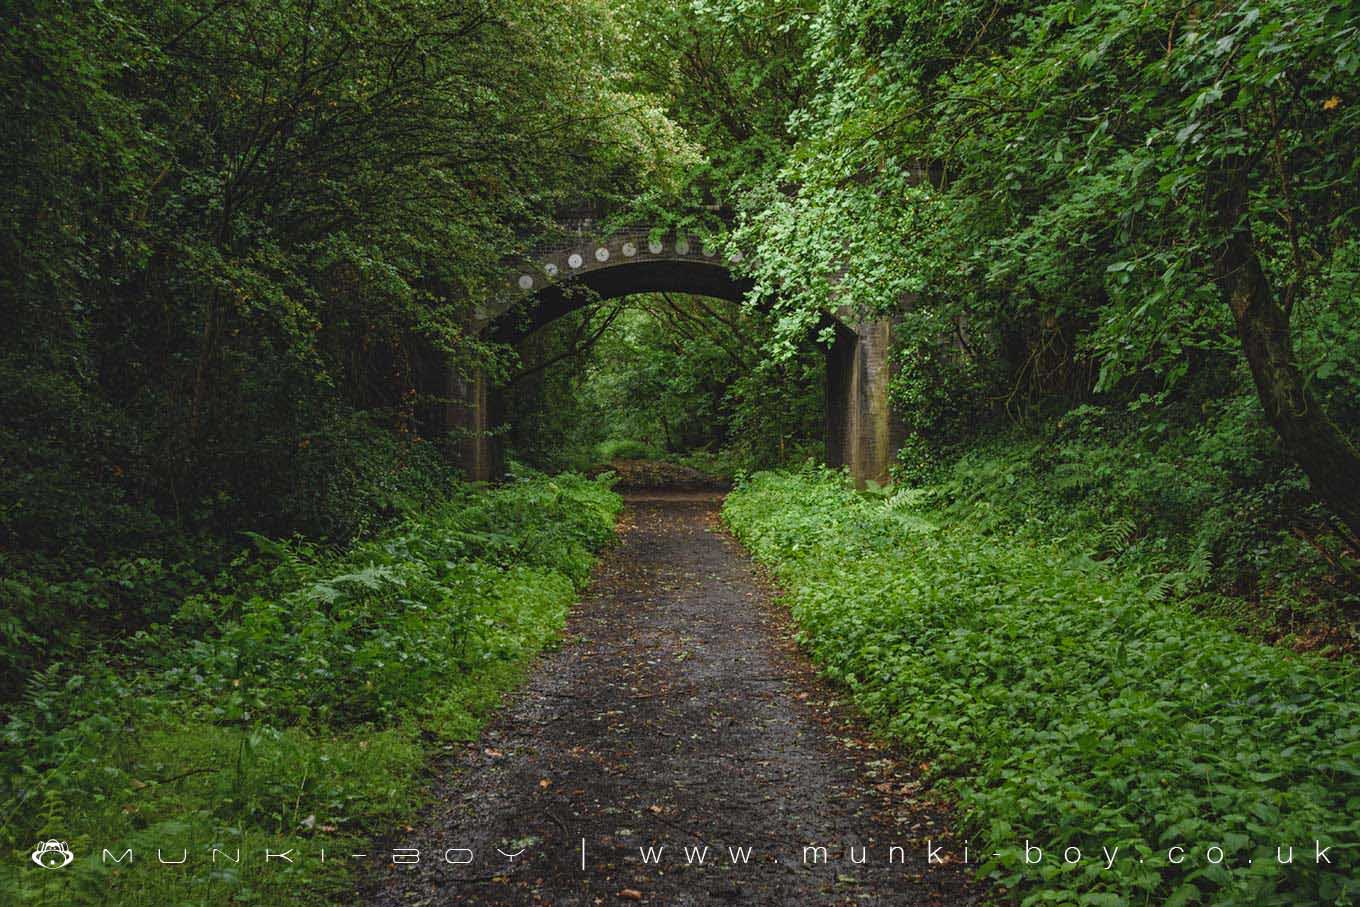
[593,437,665,462]
[895,394,1360,652]
[0,471,621,906]
[723,467,1360,907]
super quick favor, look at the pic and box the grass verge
[1,471,621,905]
[723,466,1359,907]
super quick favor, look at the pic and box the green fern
[1096,517,1137,554]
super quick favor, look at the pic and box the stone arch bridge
[443,220,905,485]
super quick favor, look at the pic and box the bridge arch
[445,223,903,485]
[477,226,752,339]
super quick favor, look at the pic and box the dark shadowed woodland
[2,2,1359,905]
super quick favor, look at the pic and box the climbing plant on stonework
[647,0,1360,538]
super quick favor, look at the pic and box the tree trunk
[1209,161,1360,543]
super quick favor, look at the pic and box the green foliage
[506,297,826,474]
[1,0,687,561]
[0,473,621,906]
[702,0,1360,532]
[888,307,1006,457]
[762,0,1359,379]
[0,426,464,687]
[904,387,1360,647]
[724,469,1360,907]
[595,438,666,462]
[612,0,816,227]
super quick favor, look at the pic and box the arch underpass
[442,221,905,485]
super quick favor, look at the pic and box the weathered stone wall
[444,368,502,483]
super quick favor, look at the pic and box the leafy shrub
[0,472,621,906]
[904,389,1360,647]
[264,414,466,542]
[0,421,469,689]
[724,468,1360,907]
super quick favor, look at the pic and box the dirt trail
[363,493,975,906]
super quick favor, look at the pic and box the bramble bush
[724,468,1360,907]
[0,471,620,906]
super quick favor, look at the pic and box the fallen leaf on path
[618,890,643,901]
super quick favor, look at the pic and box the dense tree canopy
[2,0,692,551]
[4,3,1360,907]
[717,0,1360,534]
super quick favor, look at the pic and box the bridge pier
[444,367,502,483]
[447,314,903,487]
[825,317,905,486]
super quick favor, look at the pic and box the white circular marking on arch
[544,262,559,277]
[674,236,691,255]
[702,243,716,257]
[567,253,583,269]
[648,239,664,254]
[595,246,610,262]
[728,250,744,263]
[517,274,534,290]
[621,241,637,257]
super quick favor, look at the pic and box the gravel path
[362,493,977,906]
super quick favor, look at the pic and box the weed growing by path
[723,467,1360,907]
[0,472,621,906]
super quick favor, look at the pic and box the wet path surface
[364,493,975,906]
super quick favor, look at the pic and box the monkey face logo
[31,840,74,869]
